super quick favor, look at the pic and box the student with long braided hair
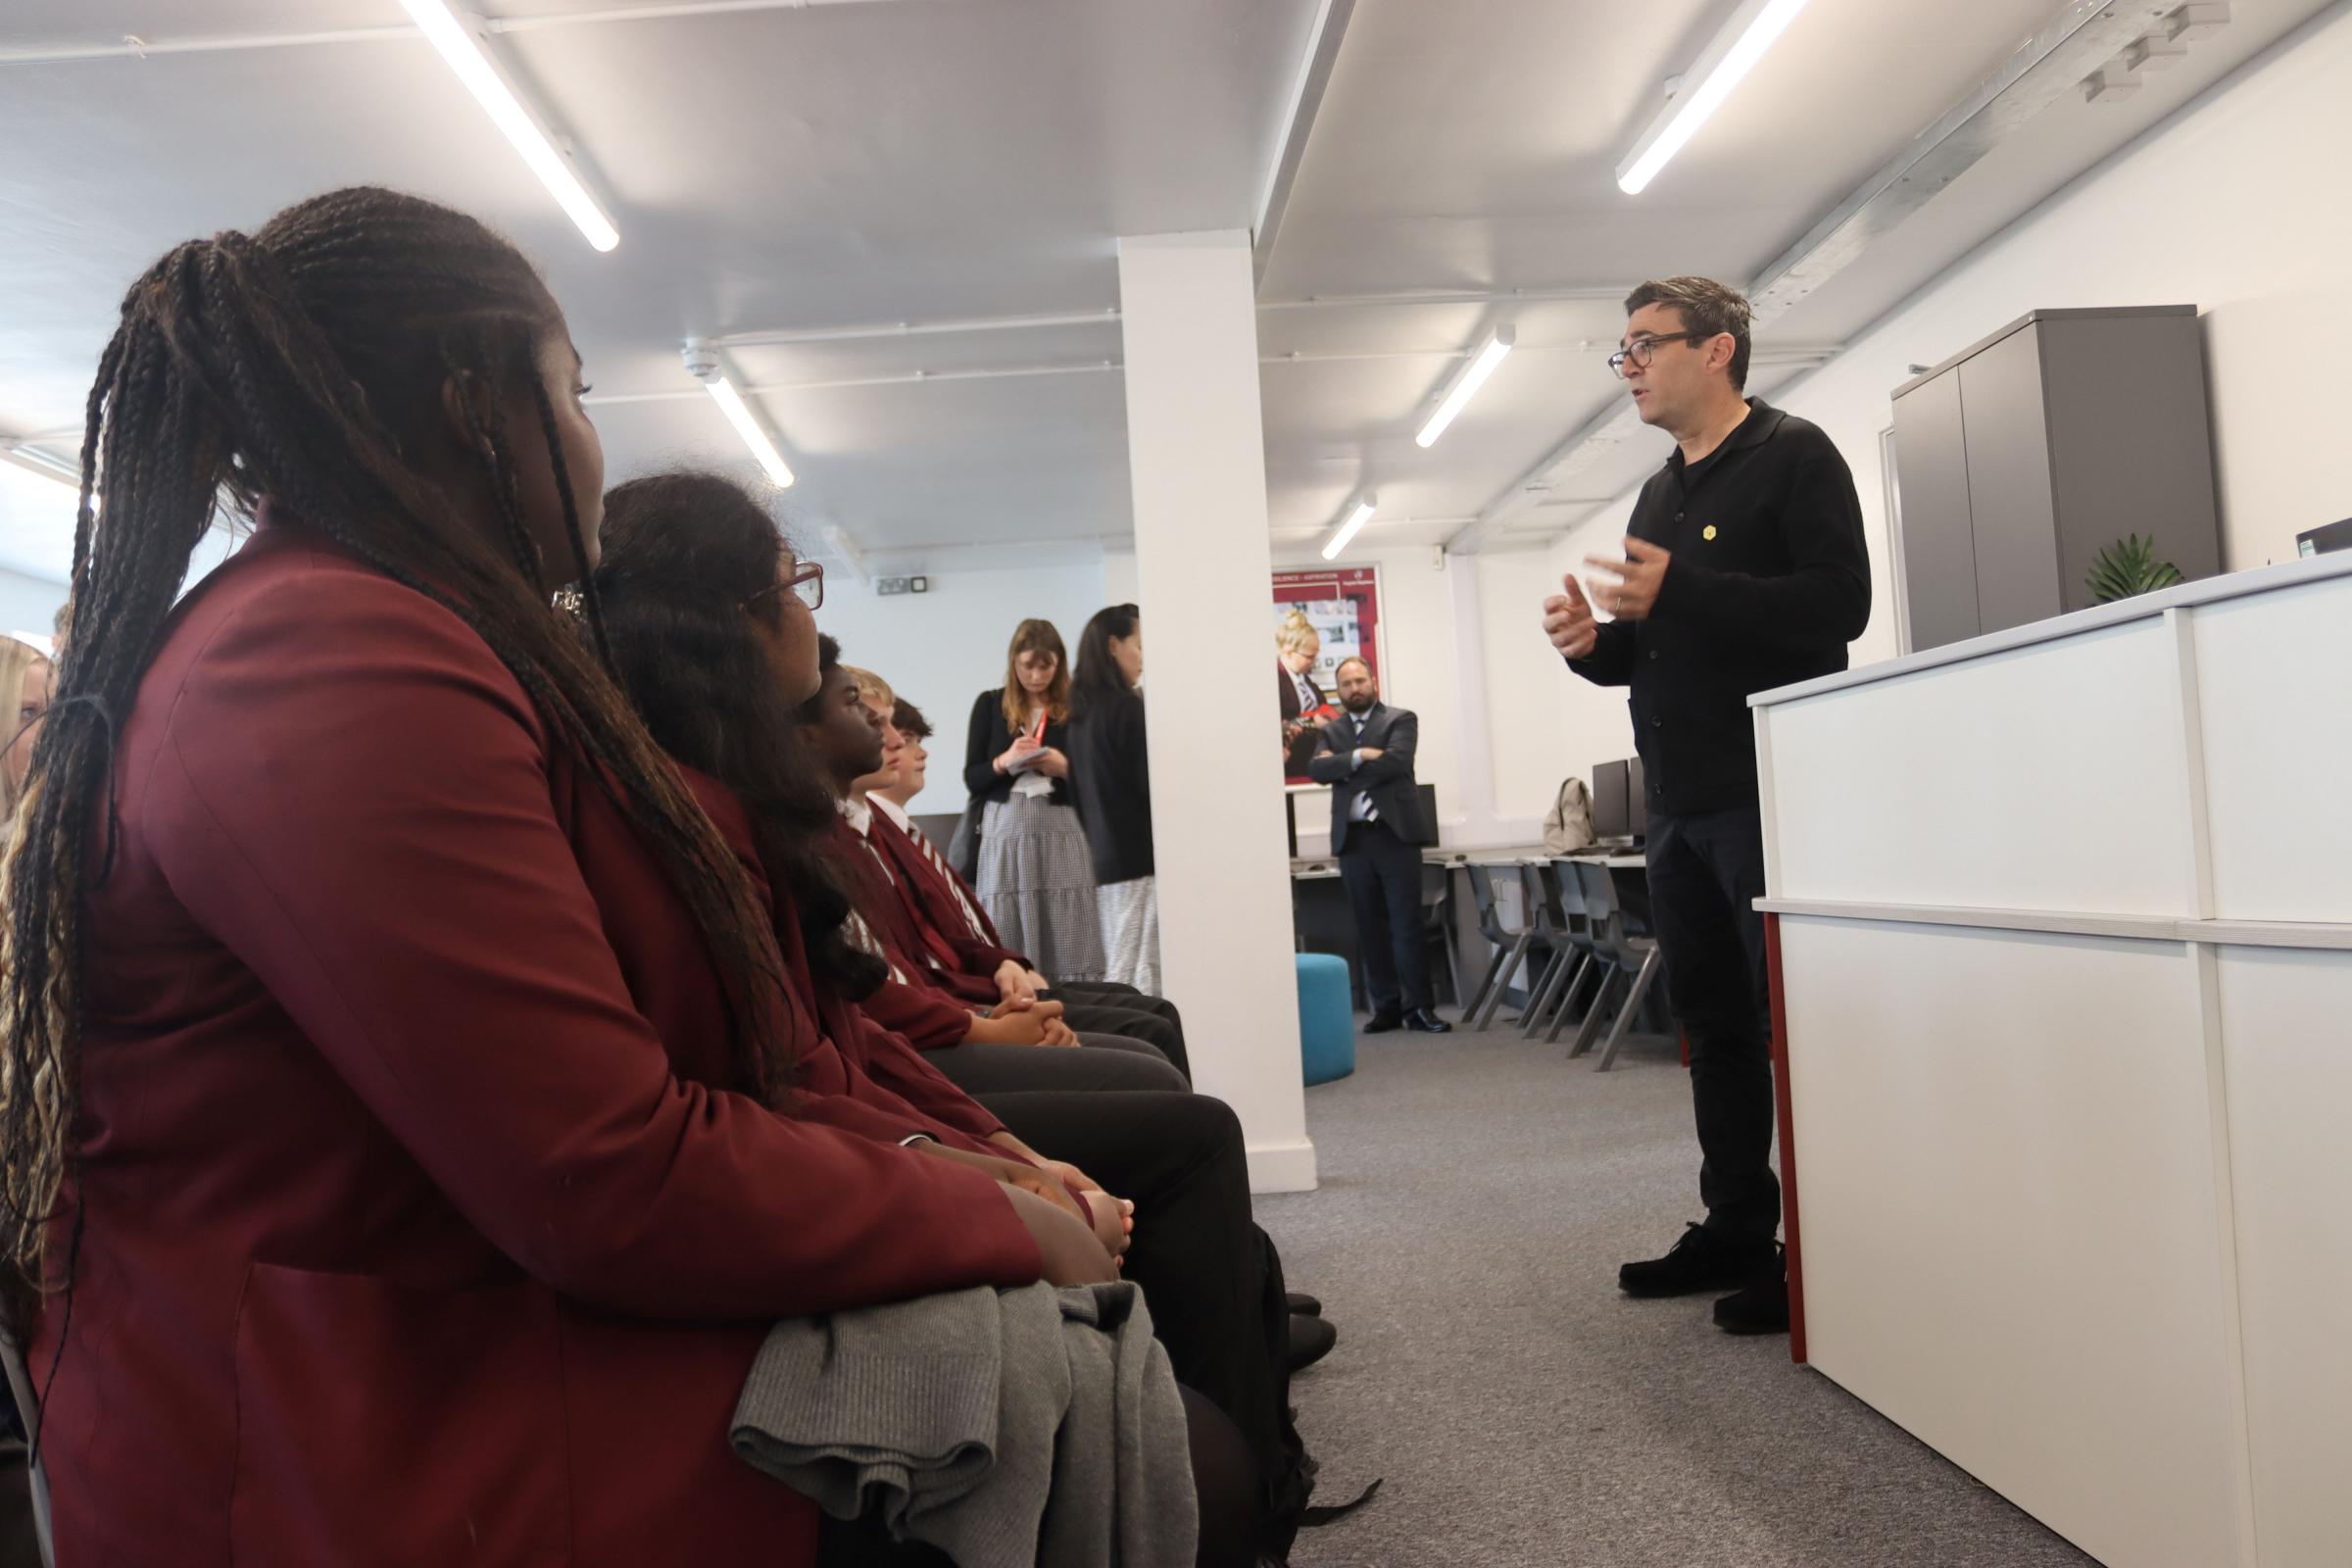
[0,188,1120,1566]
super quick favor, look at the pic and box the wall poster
[1272,564,1383,784]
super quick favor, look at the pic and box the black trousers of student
[924,1034,1189,1096]
[1042,991,1192,1082]
[1050,981,1186,1039]
[1643,800,1780,1240]
[975,1091,1301,1545]
[1337,818,1432,1014]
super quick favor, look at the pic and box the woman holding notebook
[963,619,1105,980]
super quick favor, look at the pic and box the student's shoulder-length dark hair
[591,470,887,1001]
[998,617,1070,729]
[1068,603,1140,720]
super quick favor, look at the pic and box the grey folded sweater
[731,1279,1198,1568]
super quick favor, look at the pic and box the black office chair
[1563,859,1665,1070]
[1418,861,1464,1010]
[1519,860,1605,1041]
[1462,862,1539,1029]
[0,1323,55,1568]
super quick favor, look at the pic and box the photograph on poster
[1273,564,1383,783]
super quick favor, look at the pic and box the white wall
[0,569,66,640]
[814,555,1110,817]
[1539,499,1646,809]
[1803,0,2352,599]
[1770,2,2350,665]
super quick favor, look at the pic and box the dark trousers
[1051,984,1188,1061]
[1041,995,1190,1082]
[924,1034,1188,1095]
[1645,802,1780,1240]
[1337,818,1431,1014]
[975,1091,1299,1538]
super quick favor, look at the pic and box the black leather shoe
[1286,1291,1322,1318]
[1361,1009,1403,1034]
[1286,1312,1339,1373]
[1618,1222,1773,1298]
[1402,1007,1452,1034]
[1713,1248,1790,1335]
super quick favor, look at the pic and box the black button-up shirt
[1568,397,1871,816]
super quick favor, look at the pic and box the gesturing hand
[1543,575,1600,659]
[1583,537,1672,621]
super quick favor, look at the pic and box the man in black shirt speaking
[1544,277,1869,1335]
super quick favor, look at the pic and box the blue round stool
[1295,952,1356,1086]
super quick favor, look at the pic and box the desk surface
[1289,847,1644,878]
[1751,548,2352,709]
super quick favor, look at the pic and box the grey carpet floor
[1254,1020,2098,1568]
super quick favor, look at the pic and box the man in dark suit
[1308,658,1450,1035]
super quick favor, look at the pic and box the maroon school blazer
[674,769,1005,1151]
[30,514,1040,1567]
[830,816,1005,1008]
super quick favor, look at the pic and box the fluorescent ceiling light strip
[1320,497,1376,562]
[2,445,82,495]
[705,377,797,488]
[1415,327,1516,449]
[398,0,620,251]
[1616,0,1811,196]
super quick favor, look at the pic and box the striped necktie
[905,820,992,943]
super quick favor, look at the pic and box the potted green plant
[2086,534,2185,603]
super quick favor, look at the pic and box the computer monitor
[1625,756,1646,841]
[2297,517,2352,557]
[1415,782,1439,844]
[1592,759,1630,841]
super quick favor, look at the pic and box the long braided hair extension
[0,188,793,1337]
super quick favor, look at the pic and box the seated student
[588,473,1316,1551]
[877,694,936,811]
[834,666,1188,1095]
[1,186,1135,1568]
[837,679,1196,1071]
[805,662,1195,1082]
[871,683,1191,1047]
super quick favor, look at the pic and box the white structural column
[1444,556,1502,843]
[1116,230,1314,1194]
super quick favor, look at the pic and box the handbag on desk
[1543,777,1595,854]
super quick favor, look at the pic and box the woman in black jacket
[963,619,1105,981]
[1068,604,1157,991]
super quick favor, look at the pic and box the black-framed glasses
[1606,331,1709,378]
[750,559,824,612]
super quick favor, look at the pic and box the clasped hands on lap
[912,1140,1135,1285]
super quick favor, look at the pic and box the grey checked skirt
[975,796,1105,982]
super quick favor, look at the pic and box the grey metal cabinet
[1888,306,2220,653]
